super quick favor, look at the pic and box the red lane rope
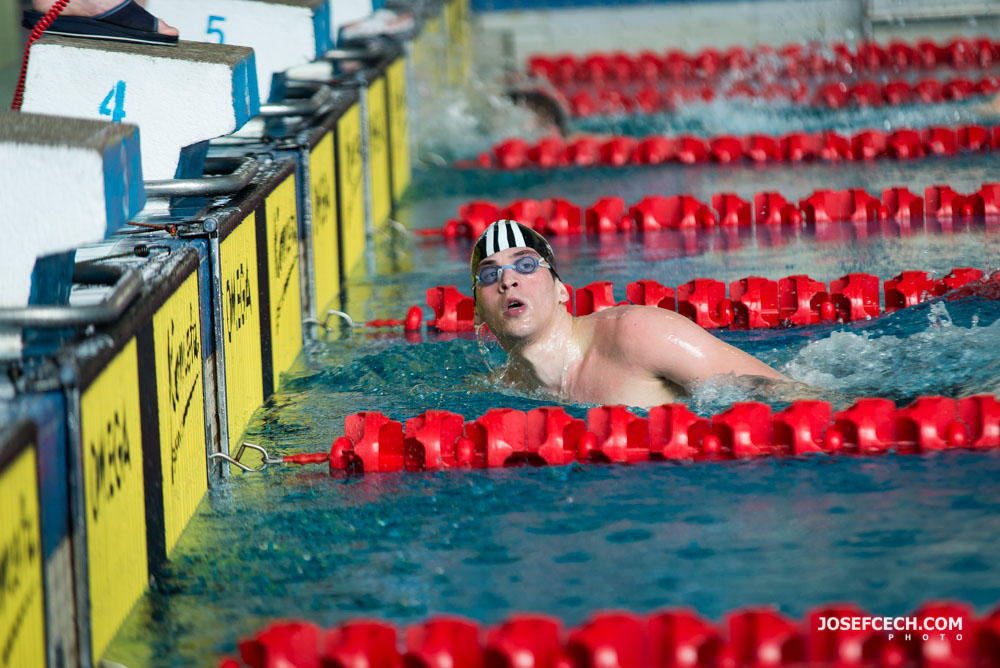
[272,390,1000,474]
[11,0,70,110]
[223,602,995,668]
[466,124,997,170]
[526,36,1000,86]
[425,183,1000,241]
[421,267,993,333]
[331,268,992,341]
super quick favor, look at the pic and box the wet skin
[474,247,784,408]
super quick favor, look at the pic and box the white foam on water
[413,74,556,164]
[689,301,1000,414]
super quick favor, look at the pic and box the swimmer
[472,220,788,408]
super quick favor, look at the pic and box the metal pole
[297,136,318,326]
[358,75,376,276]
[143,157,259,198]
[60,361,93,668]
[0,267,143,328]
[205,220,231,479]
[404,41,417,171]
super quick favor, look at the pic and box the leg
[31,0,178,36]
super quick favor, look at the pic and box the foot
[32,0,178,37]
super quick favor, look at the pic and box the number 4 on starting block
[99,80,127,122]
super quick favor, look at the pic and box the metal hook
[209,442,283,473]
[386,219,409,235]
[376,218,409,241]
[304,309,362,332]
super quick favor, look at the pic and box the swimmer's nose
[498,267,519,289]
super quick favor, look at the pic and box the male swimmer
[472,220,786,408]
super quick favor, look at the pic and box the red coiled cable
[10,0,71,110]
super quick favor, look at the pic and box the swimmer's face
[474,247,569,343]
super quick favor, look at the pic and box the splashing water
[413,66,557,164]
[475,322,504,375]
[783,303,1000,399]
[570,97,999,140]
[689,299,1000,415]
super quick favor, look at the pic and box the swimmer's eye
[476,256,550,286]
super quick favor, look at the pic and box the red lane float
[223,601,1000,668]
[525,37,1000,85]
[424,267,990,332]
[268,394,1000,474]
[427,183,1000,240]
[469,124,1000,170]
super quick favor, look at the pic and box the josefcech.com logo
[816,615,964,641]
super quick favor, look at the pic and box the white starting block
[145,0,333,101]
[21,36,260,180]
[0,111,144,309]
[332,0,374,44]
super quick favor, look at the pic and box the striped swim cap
[470,220,559,289]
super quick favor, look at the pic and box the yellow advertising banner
[387,57,411,204]
[151,272,207,555]
[80,340,146,664]
[220,217,263,452]
[264,174,303,390]
[368,75,391,227]
[413,16,443,89]
[337,102,365,277]
[310,132,340,316]
[446,0,470,86]
[0,442,45,668]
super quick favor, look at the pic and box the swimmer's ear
[556,279,570,305]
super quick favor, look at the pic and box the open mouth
[504,299,525,315]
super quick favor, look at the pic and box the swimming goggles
[475,255,551,286]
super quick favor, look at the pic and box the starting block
[21,35,260,179]
[0,111,143,310]
[145,0,333,101]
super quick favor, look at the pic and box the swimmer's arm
[615,306,784,390]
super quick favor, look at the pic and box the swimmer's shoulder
[581,305,682,353]
[585,304,685,332]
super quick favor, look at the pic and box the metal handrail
[322,44,385,62]
[0,263,143,328]
[144,156,259,198]
[258,83,335,117]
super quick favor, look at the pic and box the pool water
[104,54,1000,668]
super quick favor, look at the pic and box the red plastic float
[526,407,587,465]
[420,265,994,336]
[426,286,475,332]
[778,275,829,325]
[712,193,752,226]
[275,393,1000,477]
[585,196,628,234]
[526,37,1000,85]
[587,406,650,463]
[433,182,1000,240]
[468,124,1000,171]
[575,281,617,316]
[404,410,465,470]
[626,279,675,310]
[225,600,1000,668]
[542,198,583,235]
[729,277,779,329]
[677,278,732,328]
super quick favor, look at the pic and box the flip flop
[22,0,178,46]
